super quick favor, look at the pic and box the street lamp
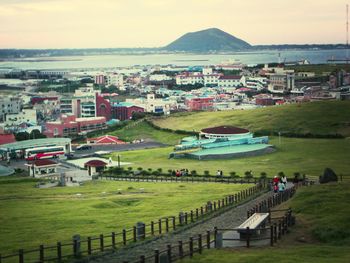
[278,131,281,145]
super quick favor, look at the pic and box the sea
[0,49,348,71]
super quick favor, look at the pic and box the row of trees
[105,166,305,180]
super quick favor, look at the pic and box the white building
[106,74,124,88]
[218,75,245,88]
[126,94,177,115]
[175,72,204,85]
[0,97,22,121]
[5,109,37,126]
[149,74,173,82]
[268,73,295,93]
[245,77,268,90]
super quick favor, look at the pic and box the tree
[244,171,253,179]
[260,172,267,179]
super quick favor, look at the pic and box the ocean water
[0,49,347,70]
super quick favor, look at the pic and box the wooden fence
[0,184,266,263]
[124,187,297,263]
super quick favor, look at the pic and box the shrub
[260,172,267,179]
[190,170,197,176]
[137,167,143,171]
[204,170,210,177]
[244,171,253,179]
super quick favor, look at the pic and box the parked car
[76,145,92,151]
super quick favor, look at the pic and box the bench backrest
[237,213,269,229]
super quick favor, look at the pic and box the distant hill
[163,28,251,52]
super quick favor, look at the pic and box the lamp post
[278,131,281,145]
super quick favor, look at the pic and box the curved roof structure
[84,160,107,167]
[0,165,14,176]
[201,126,249,135]
[0,138,71,152]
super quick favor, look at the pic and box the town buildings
[44,114,106,137]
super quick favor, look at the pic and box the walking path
[86,186,285,263]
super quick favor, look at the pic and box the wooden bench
[237,213,269,239]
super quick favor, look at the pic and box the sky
[0,0,348,48]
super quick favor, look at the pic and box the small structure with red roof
[87,135,126,145]
[84,159,107,176]
[25,159,59,178]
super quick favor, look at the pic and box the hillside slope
[164,28,251,52]
[152,101,350,137]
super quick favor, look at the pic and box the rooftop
[201,126,249,135]
[0,138,71,152]
[84,160,107,167]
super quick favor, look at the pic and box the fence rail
[0,183,266,263]
[99,174,265,185]
[124,187,297,263]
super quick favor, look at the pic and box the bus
[25,146,66,161]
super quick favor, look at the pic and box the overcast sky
[0,0,348,48]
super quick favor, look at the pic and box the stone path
[85,188,279,263]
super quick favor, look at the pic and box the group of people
[173,169,189,177]
[272,175,287,193]
[216,170,224,177]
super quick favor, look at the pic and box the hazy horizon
[0,0,348,49]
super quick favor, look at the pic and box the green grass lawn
[0,177,250,254]
[109,120,183,145]
[182,182,350,263]
[111,137,350,178]
[152,101,350,137]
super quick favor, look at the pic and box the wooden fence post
[167,244,172,263]
[39,245,44,263]
[123,229,127,245]
[270,226,274,246]
[206,231,211,249]
[87,237,92,255]
[133,226,137,242]
[57,242,62,262]
[189,237,193,257]
[19,249,24,263]
[151,221,154,235]
[158,219,162,234]
[154,249,159,263]
[178,240,183,258]
[165,218,169,233]
[112,232,116,249]
[246,227,250,248]
[198,234,202,254]
[140,255,145,263]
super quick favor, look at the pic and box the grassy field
[110,137,350,178]
[0,177,250,254]
[109,120,183,145]
[182,182,350,263]
[152,101,350,137]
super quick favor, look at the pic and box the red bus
[25,146,66,161]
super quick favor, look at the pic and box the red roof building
[84,159,107,176]
[87,135,126,145]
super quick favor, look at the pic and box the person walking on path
[281,175,287,186]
